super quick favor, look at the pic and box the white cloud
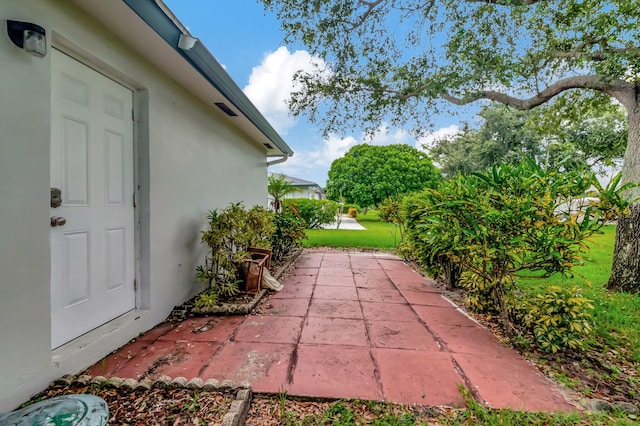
[367,125,412,146]
[243,46,324,135]
[272,125,424,184]
[416,125,460,151]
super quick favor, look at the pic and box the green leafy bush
[523,286,594,353]
[341,203,360,213]
[283,198,338,229]
[196,203,274,307]
[378,196,402,223]
[401,159,630,343]
[270,208,307,263]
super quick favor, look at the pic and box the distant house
[0,0,292,410]
[270,172,327,200]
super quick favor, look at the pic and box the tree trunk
[608,99,640,292]
[442,258,461,290]
[608,204,640,292]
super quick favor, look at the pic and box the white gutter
[267,154,289,167]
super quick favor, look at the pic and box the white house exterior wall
[0,0,268,410]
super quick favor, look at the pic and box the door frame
[50,38,147,347]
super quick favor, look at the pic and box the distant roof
[121,0,293,157]
[270,172,323,189]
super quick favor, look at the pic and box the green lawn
[517,226,640,362]
[303,210,400,249]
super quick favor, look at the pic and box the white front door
[50,49,135,349]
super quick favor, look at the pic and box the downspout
[267,154,289,167]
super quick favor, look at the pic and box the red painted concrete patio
[85,250,576,411]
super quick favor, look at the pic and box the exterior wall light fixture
[177,34,197,50]
[7,20,47,58]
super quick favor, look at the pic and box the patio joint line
[285,252,321,389]
[197,339,228,377]
[381,262,451,353]
[450,355,486,407]
[361,255,386,401]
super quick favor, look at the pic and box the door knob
[50,216,67,227]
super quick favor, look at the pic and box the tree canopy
[263,0,638,137]
[326,144,441,207]
[262,0,640,292]
[429,103,627,177]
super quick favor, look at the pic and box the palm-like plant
[268,174,299,213]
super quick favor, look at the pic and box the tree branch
[466,0,543,5]
[441,75,635,111]
[346,0,386,30]
[555,46,640,61]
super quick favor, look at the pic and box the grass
[303,210,401,249]
[517,226,640,362]
[254,388,638,425]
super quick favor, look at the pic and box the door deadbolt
[51,188,62,208]
[50,216,67,227]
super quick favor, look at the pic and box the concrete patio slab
[300,317,369,346]
[269,283,314,299]
[295,253,324,268]
[348,257,382,270]
[316,275,356,286]
[282,274,317,286]
[201,342,293,393]
[353,270,396,289]
[289,344,382,400]
[312,285,359,300]
[234,316,303,345]
[360,301,418,322]
[413,305,480,328]
[400,291,457,308]
[424,321,507,355]
[82,249,576,413]
[292,267,319,276]
[317,267,354,277]
[308,299,363,319]
[157,316,243,342]
[148,342,221,380]
[366,320,439,350]
[357,287,405,303]
[453,352,576,411]
[374,348,465,406]
[260,297,310,317]
[85,339,149,376]
[114,340,212,380]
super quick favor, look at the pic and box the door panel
[51,49,135,349]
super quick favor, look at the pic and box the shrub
[347,207,358,218]
[523,286,594,353]
[400,159,630,342]
[270,208,307,263]
[196,203,274,306]
[283,198,339,229]
[378,197,402,223]
[342,203,360,213]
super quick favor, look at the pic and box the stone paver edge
[54,374,253,426]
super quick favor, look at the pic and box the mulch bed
[27,382,235,425]
[245,397,445,425]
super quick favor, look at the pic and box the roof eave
[118,0,293,156]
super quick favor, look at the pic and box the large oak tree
[430,103,626,176]
[262,0,640,292]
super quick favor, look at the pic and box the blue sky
[163,0,470,186]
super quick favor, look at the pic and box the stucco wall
[0,0,268,410]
